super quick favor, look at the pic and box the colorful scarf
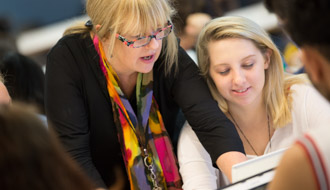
[93,36,182,190]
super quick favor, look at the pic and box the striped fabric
[297,134,329,190]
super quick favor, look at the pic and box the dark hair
[264,0,330,62]
[0,17,17,58]
[0,52,45,113]
[0,103,94,190]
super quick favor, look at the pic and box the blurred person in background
[0,51,45,116]
[0,74,11,104]
[0,17,17,58]
[45,0,247,189]
[178,16,330,189]
[265,0,330,189]
[0,103,94,190]
[179,12,211,63]
[173,0,240,35]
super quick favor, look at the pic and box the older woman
[45,0,246,189]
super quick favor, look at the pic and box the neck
[117,73,138,98]
[227,100,267,129]
[100,39,138,98]
[227,98,273,156]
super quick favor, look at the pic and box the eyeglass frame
[115,20,173,48]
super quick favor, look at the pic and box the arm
[268,144,317,190]
[177,122,219,189]
[45,41,106,188]
[172,48,246,181]
[216,151,247,182]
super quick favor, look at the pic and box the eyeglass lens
[133,27,171,48]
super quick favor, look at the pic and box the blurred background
[0,0,85,33]
[0,0,303,73]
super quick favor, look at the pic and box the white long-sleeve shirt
[178,84,330,190]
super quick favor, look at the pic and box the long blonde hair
[64,0,178,74]
[196,16,306,128]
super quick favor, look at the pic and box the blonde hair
[196,16,306,128]
[64,0,178,74]
[0,73,4,83]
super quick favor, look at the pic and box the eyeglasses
[116,21,172,48]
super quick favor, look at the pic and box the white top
[185,49,197,65]
[177,84,330,190]
[297,126,330,189]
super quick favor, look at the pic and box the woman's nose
[233,70,246,85]
[146,37,160,50]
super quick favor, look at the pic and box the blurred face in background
[0,81,11,104]
[208,38,270,109]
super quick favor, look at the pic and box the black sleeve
[45,42,106,188]
[172,47,245,163]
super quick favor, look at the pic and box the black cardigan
[45,33,244,188]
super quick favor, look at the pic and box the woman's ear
[95,24,102,31]
[264,49,272,69]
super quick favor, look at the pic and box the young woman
[45,0,247,189]
[177,16,330,189]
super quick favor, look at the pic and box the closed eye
[242,63,254,69]
[219,69,230,75]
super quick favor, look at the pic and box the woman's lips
[140,54,155,63]
[232,87,250,95]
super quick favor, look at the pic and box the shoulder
[297,129,330,188]
[46,33,96,78]
[304,126,330,153]
[303,127,330,167]
[288,83,311,110]
[268,143,318,190]
[290,82,312,95]
[290,82,329,109]
[290,83,323,103]
[53,33,82,48]
[307,125,330,138]
[48,33,89,57]
[289,82,330,125]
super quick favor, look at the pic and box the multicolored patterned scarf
[93,36,182,190]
